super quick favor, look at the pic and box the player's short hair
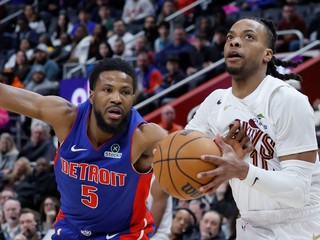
[89,58,137,93]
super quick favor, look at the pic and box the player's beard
[93,107,129,134]
[226,65,242,75]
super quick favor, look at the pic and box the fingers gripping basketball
[153,130,221,200]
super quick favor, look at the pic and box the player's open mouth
[227,51,243,58]
[226,51,243,62]
[107,107,123,119]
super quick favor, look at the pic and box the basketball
[153,129,221,200]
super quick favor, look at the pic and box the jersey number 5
[81,185,98,208]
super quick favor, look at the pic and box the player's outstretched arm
[0,83,76,141]
[133,123,167,173]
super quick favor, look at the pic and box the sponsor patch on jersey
[104,143,122,158]
[253,113,268,130]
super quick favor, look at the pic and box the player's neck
[231,73,266,99]
[87,121,115,148]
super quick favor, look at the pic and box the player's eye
[245,34,254,40]
[226,35,233,40]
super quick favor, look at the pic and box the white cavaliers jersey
[186,75,320,212]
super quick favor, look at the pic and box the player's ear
[89,90,94,104]
[264,48,273,63]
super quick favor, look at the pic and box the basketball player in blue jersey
[186,17,320,239]
[0,58,167,239]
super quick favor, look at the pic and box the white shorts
[236,204,320,240]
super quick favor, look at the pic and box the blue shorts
[52,215,155,240]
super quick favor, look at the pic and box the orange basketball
[153,129,221,200]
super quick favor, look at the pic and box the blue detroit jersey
[54,99,152,235]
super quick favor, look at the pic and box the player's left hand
[197,135,251,194]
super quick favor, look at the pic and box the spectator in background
[169,207,199,240]
[4,38,34,70]
[39,196,60,234]
[156,0,185,29]
[191,16,214,43]
[157,105,183,134]
[188,199,210,227]
[25,43,60,84]
[0,133,19,177]
[122,0,155,34]
[31,158,58,202]
[207,26,228,78]
[90,0,110,22]
[49,33,72,68]
[70,9,96,37]
[108,19,135,54]
[131,35,154,62]
[157,55,187,105]
[194,6,232,33]
[155,26,194,74]
[187,33,220,77]
[96,4,114,37]
[186,32,224,87]
[57,0,80,23]
[112,38,133,59]
[95,41,114,60]
[15,156,58,210]
[18,120,56,163]
[22,4,46,35]
[143,16,159,50]
[135,51,162,104]
[199,210,226,240]
[87,24,108,60]
[13,15,39,50]
[0,157,32,192]
[24,65,59,96]
[13,208,42,240]
[211,7,233,33]
[49,12,73,47]
[37,0,60,20]
[67,24,92,64]
[154,21,171,54]
[11,51,32,83]
[0,189,18,209]
[203,181,238,239]
[211,26,228,59]
[276,3,307,52]
[2,198,21,240]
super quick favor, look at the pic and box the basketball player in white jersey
[186,17,320,239]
